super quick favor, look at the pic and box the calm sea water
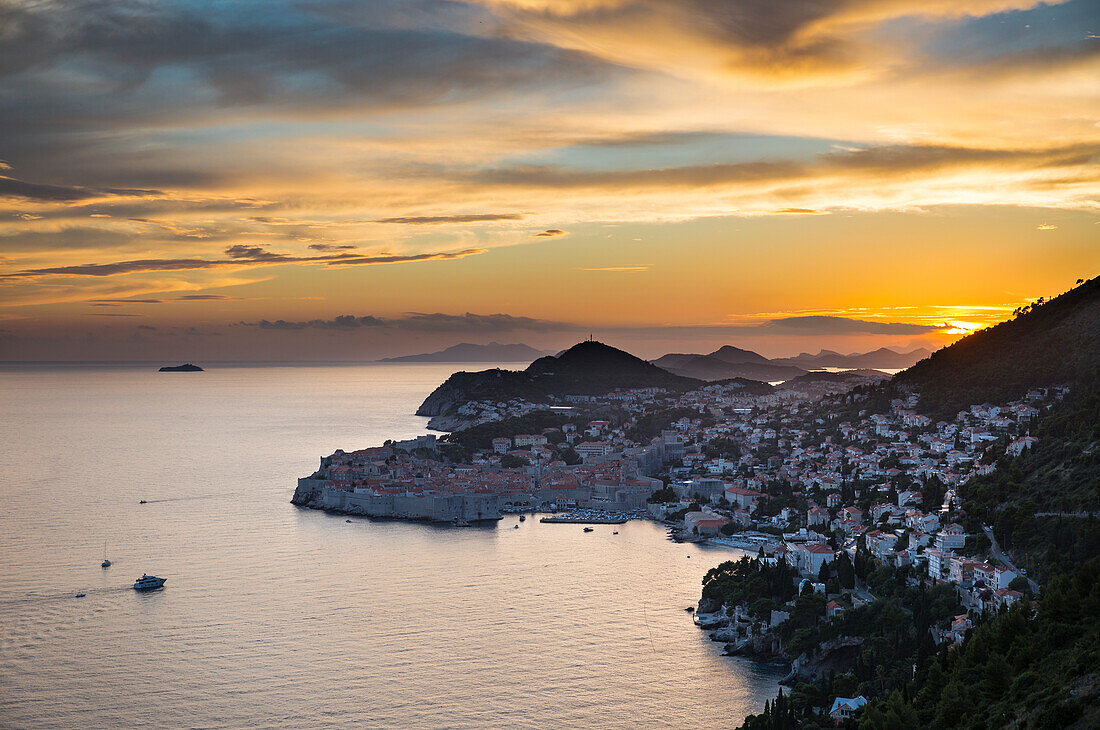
[0,363,780,729]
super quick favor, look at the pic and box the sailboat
[101,540,111,568]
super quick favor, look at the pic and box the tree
[500,454,529,468]
[647,486,677,504]
[557,447,581,466]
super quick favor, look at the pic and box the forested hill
[959,373,1100,581]
[416,340,702,416]
[895,276,1100,419]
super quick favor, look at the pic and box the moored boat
[133,574,166,591]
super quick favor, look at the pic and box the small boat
[139,500,147,504]
[513,524,520,529]
[345,519,353,523]
[685,606,695,612]
[519,515,526,522]
[583,527,594,533]
[613,531,619,535]
[101,540,111,568]
[75,593,86,598]
[133,574,166,591]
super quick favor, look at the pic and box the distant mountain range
[651,345,929,382]
[382,342,547,363]
[416,340,701,417]
[774,346,931,370]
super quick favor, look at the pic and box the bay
[0,363,780,729]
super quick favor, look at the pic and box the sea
[0,363,781,729]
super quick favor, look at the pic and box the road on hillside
[982,524,1040,593]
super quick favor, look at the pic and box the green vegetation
[702,557,798,621]
[442,411,573,452]
[557,447,582,465]
[958,374,1100,582]
[861,557,1100,729]
[647,486,677,503]
[736,562,965,729]
[499,454,529,468]
[626,406,714,442]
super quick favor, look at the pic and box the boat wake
[0,585,133,607]
[138,493,223,504]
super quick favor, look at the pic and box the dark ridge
[895,275,1100,418]
[416,340,701,416]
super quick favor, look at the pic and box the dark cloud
[0,175,161,202]
[86,295,237,304]
[398,312,568,332]
[241,311,940,338]
[89,299,164,305]
[0,0,614,149]
[374,214,525,224]
[456,142,1100,190]
[0,227,138,253]
[498,0,855,74]
[465,159,801,189]
[307,243,358,251]
[256,315,385,330]
[0,245,487,279]
[224,244,290,262]
[245,311,569,333]
[532,229,566,237]
[761,316,939,335]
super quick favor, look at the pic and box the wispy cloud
[375,214,525,225]
[245,312,569,333]
[87,295,239,304]
[1,245,487,280]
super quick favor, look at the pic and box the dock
[540,515,630,525]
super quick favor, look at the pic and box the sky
[0,0,1097,361]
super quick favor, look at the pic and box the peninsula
[380,342,546,363]
[295,277,1100,729]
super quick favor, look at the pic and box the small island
[158,363,204,372]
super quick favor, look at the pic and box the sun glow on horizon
[943,321,985,335]
[0,0,1096,361]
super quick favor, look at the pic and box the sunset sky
[1,0,1097,361]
